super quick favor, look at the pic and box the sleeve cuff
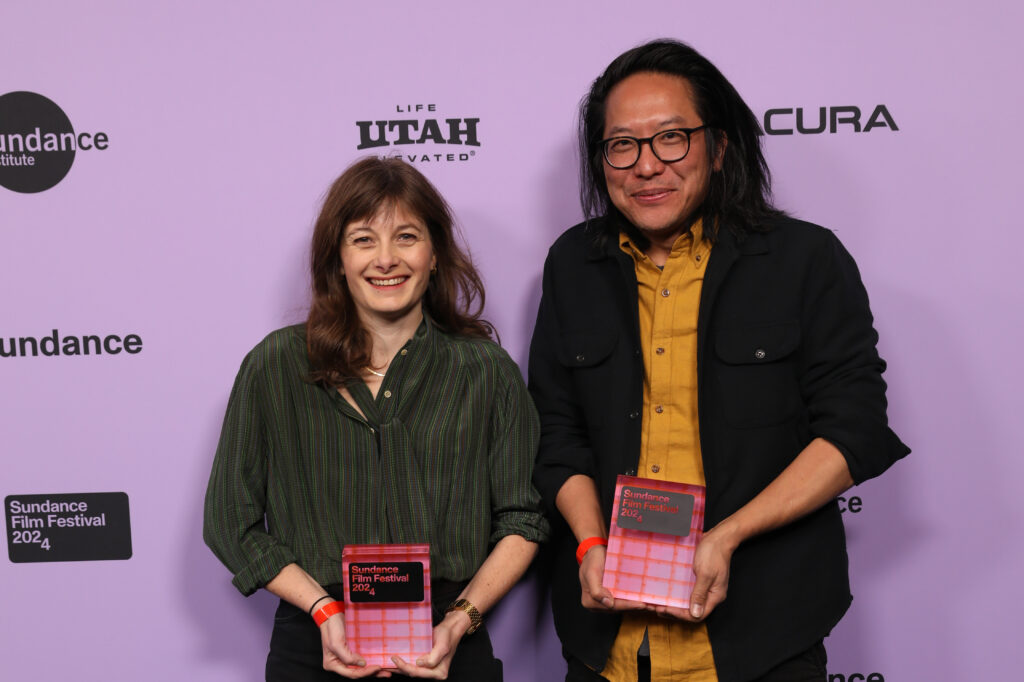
[230,544,300,596]
[490,511,551,545]
[533,462,582,516]
[813,428,910,486]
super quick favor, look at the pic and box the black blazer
[529,216,909,682]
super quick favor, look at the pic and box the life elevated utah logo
[0,91,109,193]
[355,103,479,164]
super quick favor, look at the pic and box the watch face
[450,599,482,633]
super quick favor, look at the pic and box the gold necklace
[365,367,386,378]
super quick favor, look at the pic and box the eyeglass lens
[604,129,691,169]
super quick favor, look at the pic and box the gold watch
[446,598,482,634]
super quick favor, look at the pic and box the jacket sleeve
[202,349,298,595]
[528,247,600,514]
[799,230,910,483]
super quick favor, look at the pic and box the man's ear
[712,130,728,172]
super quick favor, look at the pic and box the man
[529,40,909,682]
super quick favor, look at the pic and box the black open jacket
[529,215,909,682]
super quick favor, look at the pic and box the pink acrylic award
[341,543,432,668]
[602,475,707,608]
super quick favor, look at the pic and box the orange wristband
[576,536,608,564]
[312,600,344,626]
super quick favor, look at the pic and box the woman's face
[340,203,436,328]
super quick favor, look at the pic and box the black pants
[266,581,502,681]
[565,641,827,682]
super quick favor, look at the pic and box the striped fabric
[203,321,549,595]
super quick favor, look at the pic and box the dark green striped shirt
[203,321,549,595]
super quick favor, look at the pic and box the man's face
[602,72,719,243]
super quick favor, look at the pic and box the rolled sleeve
[203,350,297,596]
[800,231,910,483]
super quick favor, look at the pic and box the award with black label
[602,475,706,608]
[342,544,432,668]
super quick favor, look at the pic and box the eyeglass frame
[597,125,712,170]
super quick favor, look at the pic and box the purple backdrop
[3,1,1021,680]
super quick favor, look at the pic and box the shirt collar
[618,218,711,267]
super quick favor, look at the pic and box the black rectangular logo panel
[6,492,132,563]
[616,487,695,537]
[348,561,425,603]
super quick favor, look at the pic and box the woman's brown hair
[306,157,493,387]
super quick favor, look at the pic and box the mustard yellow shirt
[601,223,717,682]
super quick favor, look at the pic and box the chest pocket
[557,330,619,368]
[714,320,802,428]
[556,330,620,432]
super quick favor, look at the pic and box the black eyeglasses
[598,126,710,169]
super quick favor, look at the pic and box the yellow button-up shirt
[601,223,717,682]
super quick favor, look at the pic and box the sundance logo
[0,91,110,193]
[0,329,142,358]
[356,103,479,164]
[763,105,897,135]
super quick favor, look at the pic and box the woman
[204,157,548,680]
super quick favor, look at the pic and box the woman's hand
[388,608,469,679]
[319,611,387,678]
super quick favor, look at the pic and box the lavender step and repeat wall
[3,1,1021,680]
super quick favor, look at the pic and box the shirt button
[576,353,585,362]
[628,410,639,419]
[400,349,408,356]
[695,254,702,262]
[754,349,767,360]
[655,347,665,355]
[661,288,671,298]
[383,390,392,398]
[654,405,664,414]
[651,464,661,473]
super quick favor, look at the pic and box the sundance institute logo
[0,91,109,193]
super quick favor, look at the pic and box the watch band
[446,598,482,634]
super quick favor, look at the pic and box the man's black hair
[578,39,784,245]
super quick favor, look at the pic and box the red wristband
[576,536,608,564]
[312,600,344,626]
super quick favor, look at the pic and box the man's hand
[656,438,854,622]
[579,544,648,612]
[655,522,738,622]
[555,474,648,611]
